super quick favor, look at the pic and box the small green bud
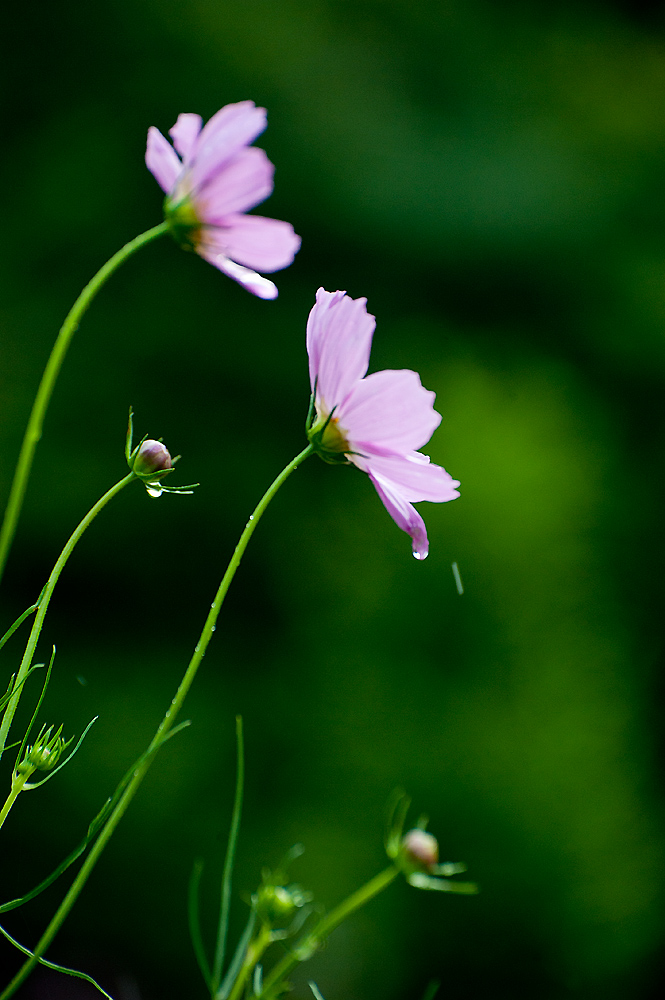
[254,881,312,930]
[17,725,68,775]
[399,828,439,875]
[131,439,173,478]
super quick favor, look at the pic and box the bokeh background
[1,1,665,997]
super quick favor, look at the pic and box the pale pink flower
[146,101,300,299]
[306,289,459,559]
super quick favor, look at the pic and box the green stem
[0,445,314,1000]
[0,771,31,833]
[226,925,273,1000]
[260,865,400,998]
[0,472,137,763]
[0,222,169,585]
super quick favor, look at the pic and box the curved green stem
[260,865,400,998]
[0,222,169,585]
[0,445,314,1000]
[0,472,137,762]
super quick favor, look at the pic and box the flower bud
[254,881,312,930]
[17,725,68,775]
[132,439,173,478]
[400,828,439,874]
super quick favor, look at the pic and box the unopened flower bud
[254,881,311,929]
[132,439,173,477]
[17,725,68,774]
[400,828,439,874]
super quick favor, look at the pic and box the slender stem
[0,473,136,762]
[211,716,245,995]
[0,445,314,1000]
[260,865,400,998]
[226,925,273,1000]
[0,222,169,585]
[0,771,31,833]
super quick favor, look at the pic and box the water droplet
[249,514,255,521]
[210,602,216,609]
[210,625,216,633]
[412,550,428,561]
[195,644,200,653]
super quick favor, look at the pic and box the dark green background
[1,1,664,997]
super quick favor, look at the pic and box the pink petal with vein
[306,290,376,404]
[169,113,203,162]
[198,147,274,220]
[367,470,430,558]
[145,127,182,193]
[189,101,267,190]
[355,452,460,503]
[202,215,301,272]
[338,369,441,454]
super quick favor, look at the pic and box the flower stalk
[259,864,400,999]
[0,471,137,762]
[0,223,168,584]
[0,445,314,1000]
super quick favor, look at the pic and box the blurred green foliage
[1,1,664,997]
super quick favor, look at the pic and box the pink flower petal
[337,369,441,454]
[306,290,376,406]
[201,214,301,272]
[197,147,274,220]
[199,253,278,299]
[169,113,203,162]
[145,126,182,194]
[354,452,460,503]
[189,101,267,191]
[366,469,430,558]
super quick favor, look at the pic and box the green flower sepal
[305,383,352,466]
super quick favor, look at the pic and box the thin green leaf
[188,858,212,989]
[384,788,410,859]
[0,922,114,999]
[23,716,98,789]
[216,909,256,1000]
[0,600,40,653]
[212,715,245,993]
[407,873,478,894]
[0,665,44,714]
[0,720,191,913]
[0,798,113,913]
[253,963,263,996]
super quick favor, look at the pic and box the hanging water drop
[413,550,428,561]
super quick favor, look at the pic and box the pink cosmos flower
[145,101,300,299]
[306,289,459,559]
